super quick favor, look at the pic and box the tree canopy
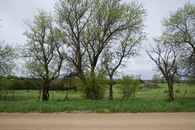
[0,41,16,76]
[55,0,146,99]
[162,2,195,78]
[23,10,65,101]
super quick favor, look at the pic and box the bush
[119,75,140,101]
[175,89,180,93]
[83,80,105,100]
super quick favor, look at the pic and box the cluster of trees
[22,0,146,101]
[0,1,194,102]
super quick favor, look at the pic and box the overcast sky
[0,0,194,79]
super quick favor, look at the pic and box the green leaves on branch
[119,75,140,101]
[161,2,195,78]
[0,41,16,76]
[23,10,66,101]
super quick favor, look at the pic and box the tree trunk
[85,87,97,100]
[167,81,174,102]
[85,87,93,99]
[42,82,49,101]
[37,89,41,101]
[4,85,7,101]
[79,74,95,100]
[108,84,113,100]
[108,77,115,100]
[85,68,98,100]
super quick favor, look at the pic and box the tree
[152,74,161,83]
[102,27,145,100]
[55,0,146,100]
[23,10,65,101]
[0,41,16,76]
[55,0,93,98]
[162,2,195,79]
[147,39,180,102]
[1,18,16,75]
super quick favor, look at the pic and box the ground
[0,112,195,130]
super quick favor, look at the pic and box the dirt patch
[0,112,195,130]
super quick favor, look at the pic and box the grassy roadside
[1,98,195,113]
[0,83,195,113]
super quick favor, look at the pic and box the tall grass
[1,99,195,113]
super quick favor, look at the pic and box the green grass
[0,83,195,113]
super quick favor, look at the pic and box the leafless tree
[147,39,180,102]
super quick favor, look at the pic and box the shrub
[119,75,140,101]
[175,89,180,93]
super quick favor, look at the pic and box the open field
[0,83,195,113]
[0,112,195,130]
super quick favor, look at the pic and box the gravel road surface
[0,112,195,130]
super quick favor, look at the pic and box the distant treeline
[0,76,190,91]
[0,76,64,90]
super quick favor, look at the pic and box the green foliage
[23,10,64,80]
[187,76,195,85]
[0,83,195,112]
[11,78,41,90]
[0,77,12,90]
[118,75,140,101]
[0,41,16,76]
[175,89,180,93]
[0,77,42,90]
[55,0,146,100]
[1,97,195,113]
[23,10,65,101]
[50,78,65,91]
[161,2,195,79]
[83,71,106,100]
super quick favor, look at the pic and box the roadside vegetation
[0,79,194,113]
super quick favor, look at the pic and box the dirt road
[0,112,195,130]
